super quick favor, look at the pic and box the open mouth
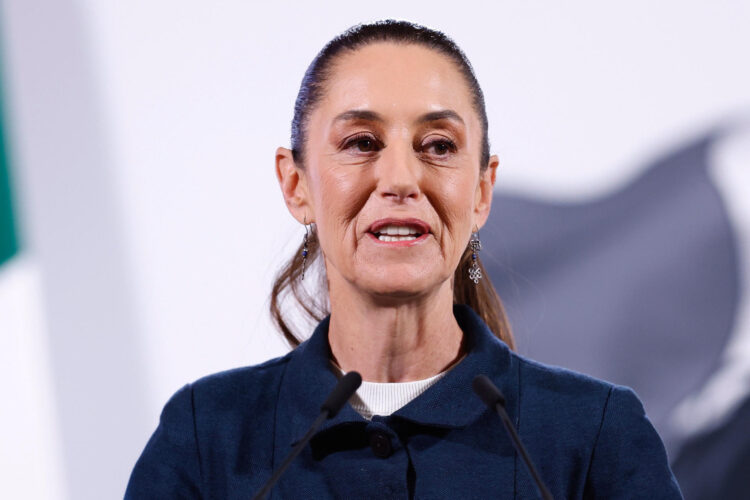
[372,225,424,242]
[367,219,431,243]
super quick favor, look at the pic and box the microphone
[252,371,362,500]
[473,375,554,500]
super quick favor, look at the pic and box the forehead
[314,42,477,125]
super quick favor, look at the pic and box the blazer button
[368,431,392,458]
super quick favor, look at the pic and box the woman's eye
[344,134,381,153]
[424,139,456,156]
[355,138,376,152]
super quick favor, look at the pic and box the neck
[327,278,465,383]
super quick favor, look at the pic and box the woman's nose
[375,143,422,203]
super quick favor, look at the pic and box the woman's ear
[473,154,499,230]
[276,147,313,223]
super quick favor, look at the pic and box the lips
[367,218,431,235]
[366,218,432,244]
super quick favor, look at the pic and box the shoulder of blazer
[507,353,681,498]
[510,351,621,446]
[186,350,296,458]
[513,351,617,402]
[189,350,295,417]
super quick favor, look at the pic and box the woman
[126,20,682,499]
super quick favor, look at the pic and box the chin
[358,272,446,300]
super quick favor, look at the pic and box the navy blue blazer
[126,305,683,499]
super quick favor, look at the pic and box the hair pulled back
[270,19,514,350]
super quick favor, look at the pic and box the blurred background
[1,1,748,498]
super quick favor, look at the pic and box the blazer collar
[277,304,519,446]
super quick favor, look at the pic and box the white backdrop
[1,1,749,498]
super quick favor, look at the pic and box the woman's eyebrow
[332,109,465,126]
[333,109,384,124]
[417,110,465,126]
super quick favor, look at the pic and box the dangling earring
[301,218,310,280]
[468,229,482,284]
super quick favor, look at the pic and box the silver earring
[468,230,482,284]
[301,220,310,280]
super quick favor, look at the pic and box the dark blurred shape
[672,395,750,499]
[483,130,745,498]
[0,66,19,266]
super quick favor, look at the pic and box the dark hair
[270,20,515,350]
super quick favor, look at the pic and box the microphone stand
[251,371,362,500]
[473,374,554,500]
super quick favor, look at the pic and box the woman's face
[278,42,497,299]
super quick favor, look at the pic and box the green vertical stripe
[0,50,19,267]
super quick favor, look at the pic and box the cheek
[312,167,372,240]
[427,171,478,237]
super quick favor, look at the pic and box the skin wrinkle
[276,42,498,382]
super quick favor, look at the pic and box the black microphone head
[321,371,362,418]
[472,374,507,409]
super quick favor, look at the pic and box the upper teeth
[375,224,422,242]
[378,225,420,236]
